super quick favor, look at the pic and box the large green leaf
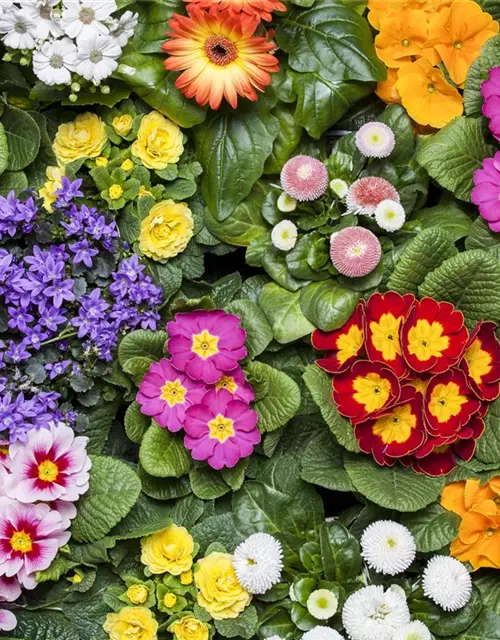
[4,610,79,640]
[226,299,273,359]
[130,1,181,53]
[419,250,500,329]
[299,280,361,332]
[109,492,174,539]
[259,283,315,343]
[344,453,444,512]
[276,0,385,83]
[448,610,500,640]
[0,170,27,195]
[320,521,361,582]
[215,606,259,639]
[416,117,493,202]
[401,504,460,552]
[465,217,500,259]
[475,572,500,615]
[72,456,142,542]
[464,35,500,116]
[192,512,244,553]
[195,108,279,221]
[476,396,500,463]
[410,196,474,242]
[189,466,231,500]
[264,103,302,173]
[81,400,120,455]
[139,423,192,478]
[300,425,355,492]
[118,330,167,370]
[2,105,40,171]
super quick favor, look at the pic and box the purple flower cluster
[482,67,500,141]
[0,193,37,240]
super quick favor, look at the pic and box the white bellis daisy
[361,520,416,576]
[307,589,339,620]
[342,585,410,640]
[232,533,283,594]
[271,220,298,251]
[277,191,297,212]
[355,122,395,158]
[393,620,432,640]
[302,626,345,640]
[375,200,406,232]
[422,555,472,612]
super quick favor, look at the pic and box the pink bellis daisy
[280,155,328,201]
[167,310,247,384]
[184,388,260,469]
[212,366,255,403]
[482,67,500,141]
[4,424,91,504]
[136,358,207,432]
[355,122,395,158]
[0,575,22,603]
[346,176,400,217]
[0,498,70,588]
[330,227,382,278]
[471,151,500,232]
[0,609,16,632]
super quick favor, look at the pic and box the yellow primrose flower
[95,156,108,167]
[132,111,184,170]
[103,607,158,640]
[163,592,177,608]
[180,570,193,585]
[170,616,209,640]
[140,524,194,575]
[195,552,251,620]
[39,165,65,212]
[121,158,134,171]
[127,584,149,605]
[67,572,83,584]
[138,185,152,197]
[53,113,107,165]
[139,200,193,261]
[113,114,133,136]
[109,184,124,200]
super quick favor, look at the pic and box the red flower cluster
[312,292,500,476]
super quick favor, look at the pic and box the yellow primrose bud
[180,570,193,585]
[112,114,133,137]
[109,184,124,200]
[163,592,177,608]
[138,185,152,198]
[121,158,134,171]
[95,156,108,167]
[68,573,83,584]
[127,584,149,605]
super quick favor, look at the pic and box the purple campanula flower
[69,239,99,268]
[43,279,75,308]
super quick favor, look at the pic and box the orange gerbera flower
[368,0,452,30]
[396,59,463,129]
[184,0,286,22]
[376,68,402,104]
[162,6,279,110]
[375,9,438,68]
[427,0,499,85]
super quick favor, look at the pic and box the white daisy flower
[330,178,349,199]
[33,37,77,86]
[232,533,283,595]
[266,636,285,640]
[393,620,432,640]
[361,520,416,576]
[355,122,395,158]
[61,0,117,42]
[302,626,345,640]
[75,33,121,85]
[342,585,411,640]
[422,556,472,612]
[375,200,406,233]
[0,8,37,49]
[20,0,62,40]
[307,589,339,620]
[271,220,298,251]
[109,10,138,47]
[277,191,297,213]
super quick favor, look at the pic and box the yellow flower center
[180,570,193,584]
[427,83,436,93]
[297,165,313,179]
[160,379,187,407]
[95,156,108,167]
[372,403,416,444]
[370,314,402,362]
[11,530,33,553]
[465,338,492,384]
[38,459,59,482]
[0,444,8,457]
[407,319,449,362]
[163,592,177,608]
[68,573,83,584]
[316,597,328,608]
[109,184,124,200]
[208,415,235,442]
[216,376,237,393]
[454,40,462,49]
[337,325,364,365]
[192,329,219,359]
[205,35,238,66]
[348,242,365,258]
[401,38,410,47]
[352,373,391,413]
[121,159,134,171]
[428,382,467,423]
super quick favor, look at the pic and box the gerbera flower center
[216,376,237,393]
[160,379,187,407]
[10,530,33,553]
[79,7,96,24]
[50,54,64,70]
[38,459,59,482]
[208,414,235,442]
[192,329,219,359]
[205,36,238,66]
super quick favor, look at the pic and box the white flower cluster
[0,0,138,87]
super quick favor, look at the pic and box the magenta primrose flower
[4,425,91,504]
[184,389,260,470]
[471,151,500,232]
[212,366,255,403]
[136,358,207,432]
[482,67,500,141]
[167,310,247,384]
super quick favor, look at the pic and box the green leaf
[378,104,415,165]
[212,272,242,307]
[466,217,500,258]
[262,246,308,292]
[387,228,458,295]
[276,0,385,83]
[300,426,355,492]
[131,1,182,53]
[303,365,359,452]
[246,361,301,432]
[4,610,79,640]
[475,572,500,615]
[443,610,500,639]
[139,423,192,478]
[476,396,500,463]
[118,330,167,369]
[25,111,57,188]
[124,401,151,444]
[426,586,482,637]
[401,504,460,552]
[189,466,230,499]
[286,231,330,281]
[195,108,279,221]
[416,117,493,202]
[418,250,500,330]
[344,453,444,512]
[109,492,173,539]
[259,283,315,344]
[0,170,28,195]
[138,465,191,501]
[320,521,361,582]
[2,105,41,171]
[215,605,258,639]
[81,400,120,455]
[411,196,473,242]
[464,35,500,117]
[299,280,361,332]
[72,456,142,543]
[191,512,244,554]
[264,102,302,173]
[226,299,273,359]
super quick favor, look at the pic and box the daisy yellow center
[216,375,237,393]
[208,415,234,442]
[428,382,467,423]
[352,373,391,413]
[316,597,328,608]
[370,314,402,361]
[205,35,238,66]
[109,184,123,200]
[336,325,364,365]
[348,242,365,258]
[465,339,492,384]
[192,329,219,359]
[10,530,33,553]
[372,403,416,444]
[38,459,59,482]
[160,379,187,407]
[407,319,449,361]
[297,165,313,179]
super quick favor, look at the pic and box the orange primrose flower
[441,478,498,517]
[368,0,452,30]
[184,0,286,22]
[162,6,279,110]
[451,509,500,569]
[376,68,402,104]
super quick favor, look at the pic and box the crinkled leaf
[226,299,273,359]
[109,492,173,539]
[300,426,355,491]
[401,503,460,552]
[215,605,259,639]
[118,330,167,370]
[140,423,192,478]
[464,35,500,116]
[3,105,40,171]
[411,196,473,242]
[191,512,244,554]
[476,396,500,463]
[465,217,500,258]
[189,466,231,500]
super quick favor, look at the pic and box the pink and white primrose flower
[136,358,207,431]
[0,609,16,632]
[0,441,10,469]
[49,500,78,530]
[4,424,91,503]
[0,498,70,588]
[184,389,260,470]
[167,310,247,384]
[0,575,22,602]
[212,366,255,403]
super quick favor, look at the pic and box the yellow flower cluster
[140,524,194,575]
[370,0,498,128]
[104,607,158,640]
[132,111,184,170]
[39,165,65,212]
[171,616,209,640]
[139,200,194,261]
[53,113,108,165]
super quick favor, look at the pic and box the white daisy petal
[422,556,472,612]
[355,122,395,159]
[342,585,410,640]
[33,37,78,86]
[375,200,406,233]
[393,620,432,640]
[271,220,298,251]
[232,533,283,595]
[361,520,416,576]
[307,589,339,620]
[75,33,121,85]
[0,8,37,49]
